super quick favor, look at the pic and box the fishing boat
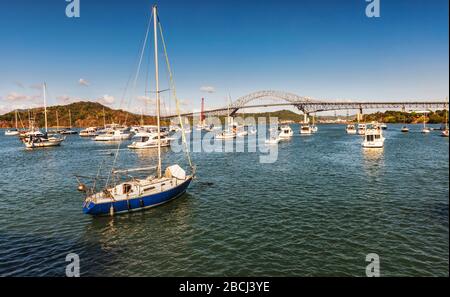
[362,123,385,148]
[5,110,20,136]
[278,125,293,138]
[22,83,65,148]
[128,132,170,149]
[79,127,99,137]
[357,123,366,135]
[346,124,357,134]
[76,5,194,216]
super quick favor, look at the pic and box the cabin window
[144,186,155,192]
[123,184,132,194]
[142,137,149,142]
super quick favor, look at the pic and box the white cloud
[79,78,90,86]
[5,92,34,101]
[136,95,155,104]
[200,86,216,93]
[98,94,115,105]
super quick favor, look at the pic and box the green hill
[0,101,158,128]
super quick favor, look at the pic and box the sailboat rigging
[76,5,195,216]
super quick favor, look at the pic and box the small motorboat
[300,124,312,135]
[5,110,20,136]
[128,133,170,149]
[441,129,449,137]
[95,129,132,141]
[401,126,409,133]
[279,125,293,138]
[346,124,357,134]
[380,123,387,130]
[215,131,236,139]
[79,127,99,137]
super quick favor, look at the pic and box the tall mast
[153,5,162,178]
[69,109,72,129]
[43,82,48,132]
[103,107,106,128]
[201,97,205,125]
[15,110,18,129]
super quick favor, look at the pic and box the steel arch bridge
[162,90,448,118]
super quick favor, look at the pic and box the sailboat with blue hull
[77,5,195,216]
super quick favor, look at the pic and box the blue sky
[0,0,448,115]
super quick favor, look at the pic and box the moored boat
[76,5,194,216]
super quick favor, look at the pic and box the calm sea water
[0,124,448,276]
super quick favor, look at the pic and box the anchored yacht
[128,133,170,149]
[362,124,385,148]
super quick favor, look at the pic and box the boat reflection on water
[78,193,195,276]
[362,147,385,177]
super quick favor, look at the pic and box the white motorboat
[357,123,366,135]
[380,123,387,130]
[421,112,431,133]
[79,127,99,137]
[401,126,409,133]
[362,124,385,148]
[278,125,293,138]
[346,124,357,134]
[216,131,236,139]
[95,129,132,141]
[128,133,170,149]
[5,128,20,136]
[300,124,312,135]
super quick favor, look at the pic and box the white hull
[265,138,280,144]
[5,130,20,136]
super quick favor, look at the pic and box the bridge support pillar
[357,107,363,122]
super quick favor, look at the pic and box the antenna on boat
[153,4,162,178]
